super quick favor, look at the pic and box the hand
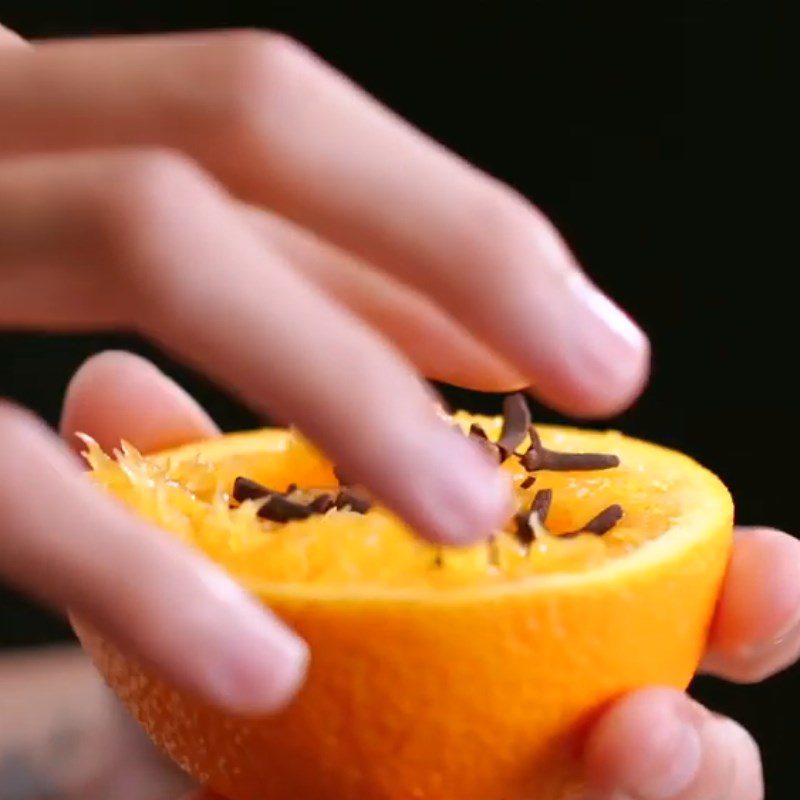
[0,21,648,717]
[73,353,790,800]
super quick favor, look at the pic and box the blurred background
[0,1,792,795]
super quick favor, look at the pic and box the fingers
[60,350,219,455]
[0,402,307,713]
[0,150,510,543]
[0,31,648,415]
[243,206,526,391]
[584,688,763,800]
[701,526,800,683]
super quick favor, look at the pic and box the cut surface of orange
[76,414,733,800]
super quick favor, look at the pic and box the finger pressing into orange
[0,149,511,546]
[60,350,220,456]
[701,526,800,683]
[584,687,763,800]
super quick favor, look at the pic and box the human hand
[0,20,648,716]
[68,352,789,800]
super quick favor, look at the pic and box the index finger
[0,31,648,416]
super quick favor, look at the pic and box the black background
[0,2,793,795]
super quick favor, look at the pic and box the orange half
[76,416,733,800]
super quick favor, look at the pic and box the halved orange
[76,413,733,800]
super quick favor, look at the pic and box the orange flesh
[78,415,733,800]
[83,415,692,589]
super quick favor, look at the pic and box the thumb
[60,350,219,455]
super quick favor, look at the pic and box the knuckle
[87,150,210,276]
[102,149,204,224]
[448,185,555,304]
[192,30,310,137]
[222,28,306,67]
[461,185,547,270]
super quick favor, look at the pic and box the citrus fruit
[75,403,733,800]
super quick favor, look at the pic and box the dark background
[0,1,792,795]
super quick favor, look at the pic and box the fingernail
[622,704,702,799]
[206,594,309,714]
[410,423,513,545]
[567,273,649,410]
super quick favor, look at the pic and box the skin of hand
[0,19,651,715]
[0,20,792,800]
[64,351,799,800]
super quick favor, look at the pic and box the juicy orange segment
[77,414,734,800]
